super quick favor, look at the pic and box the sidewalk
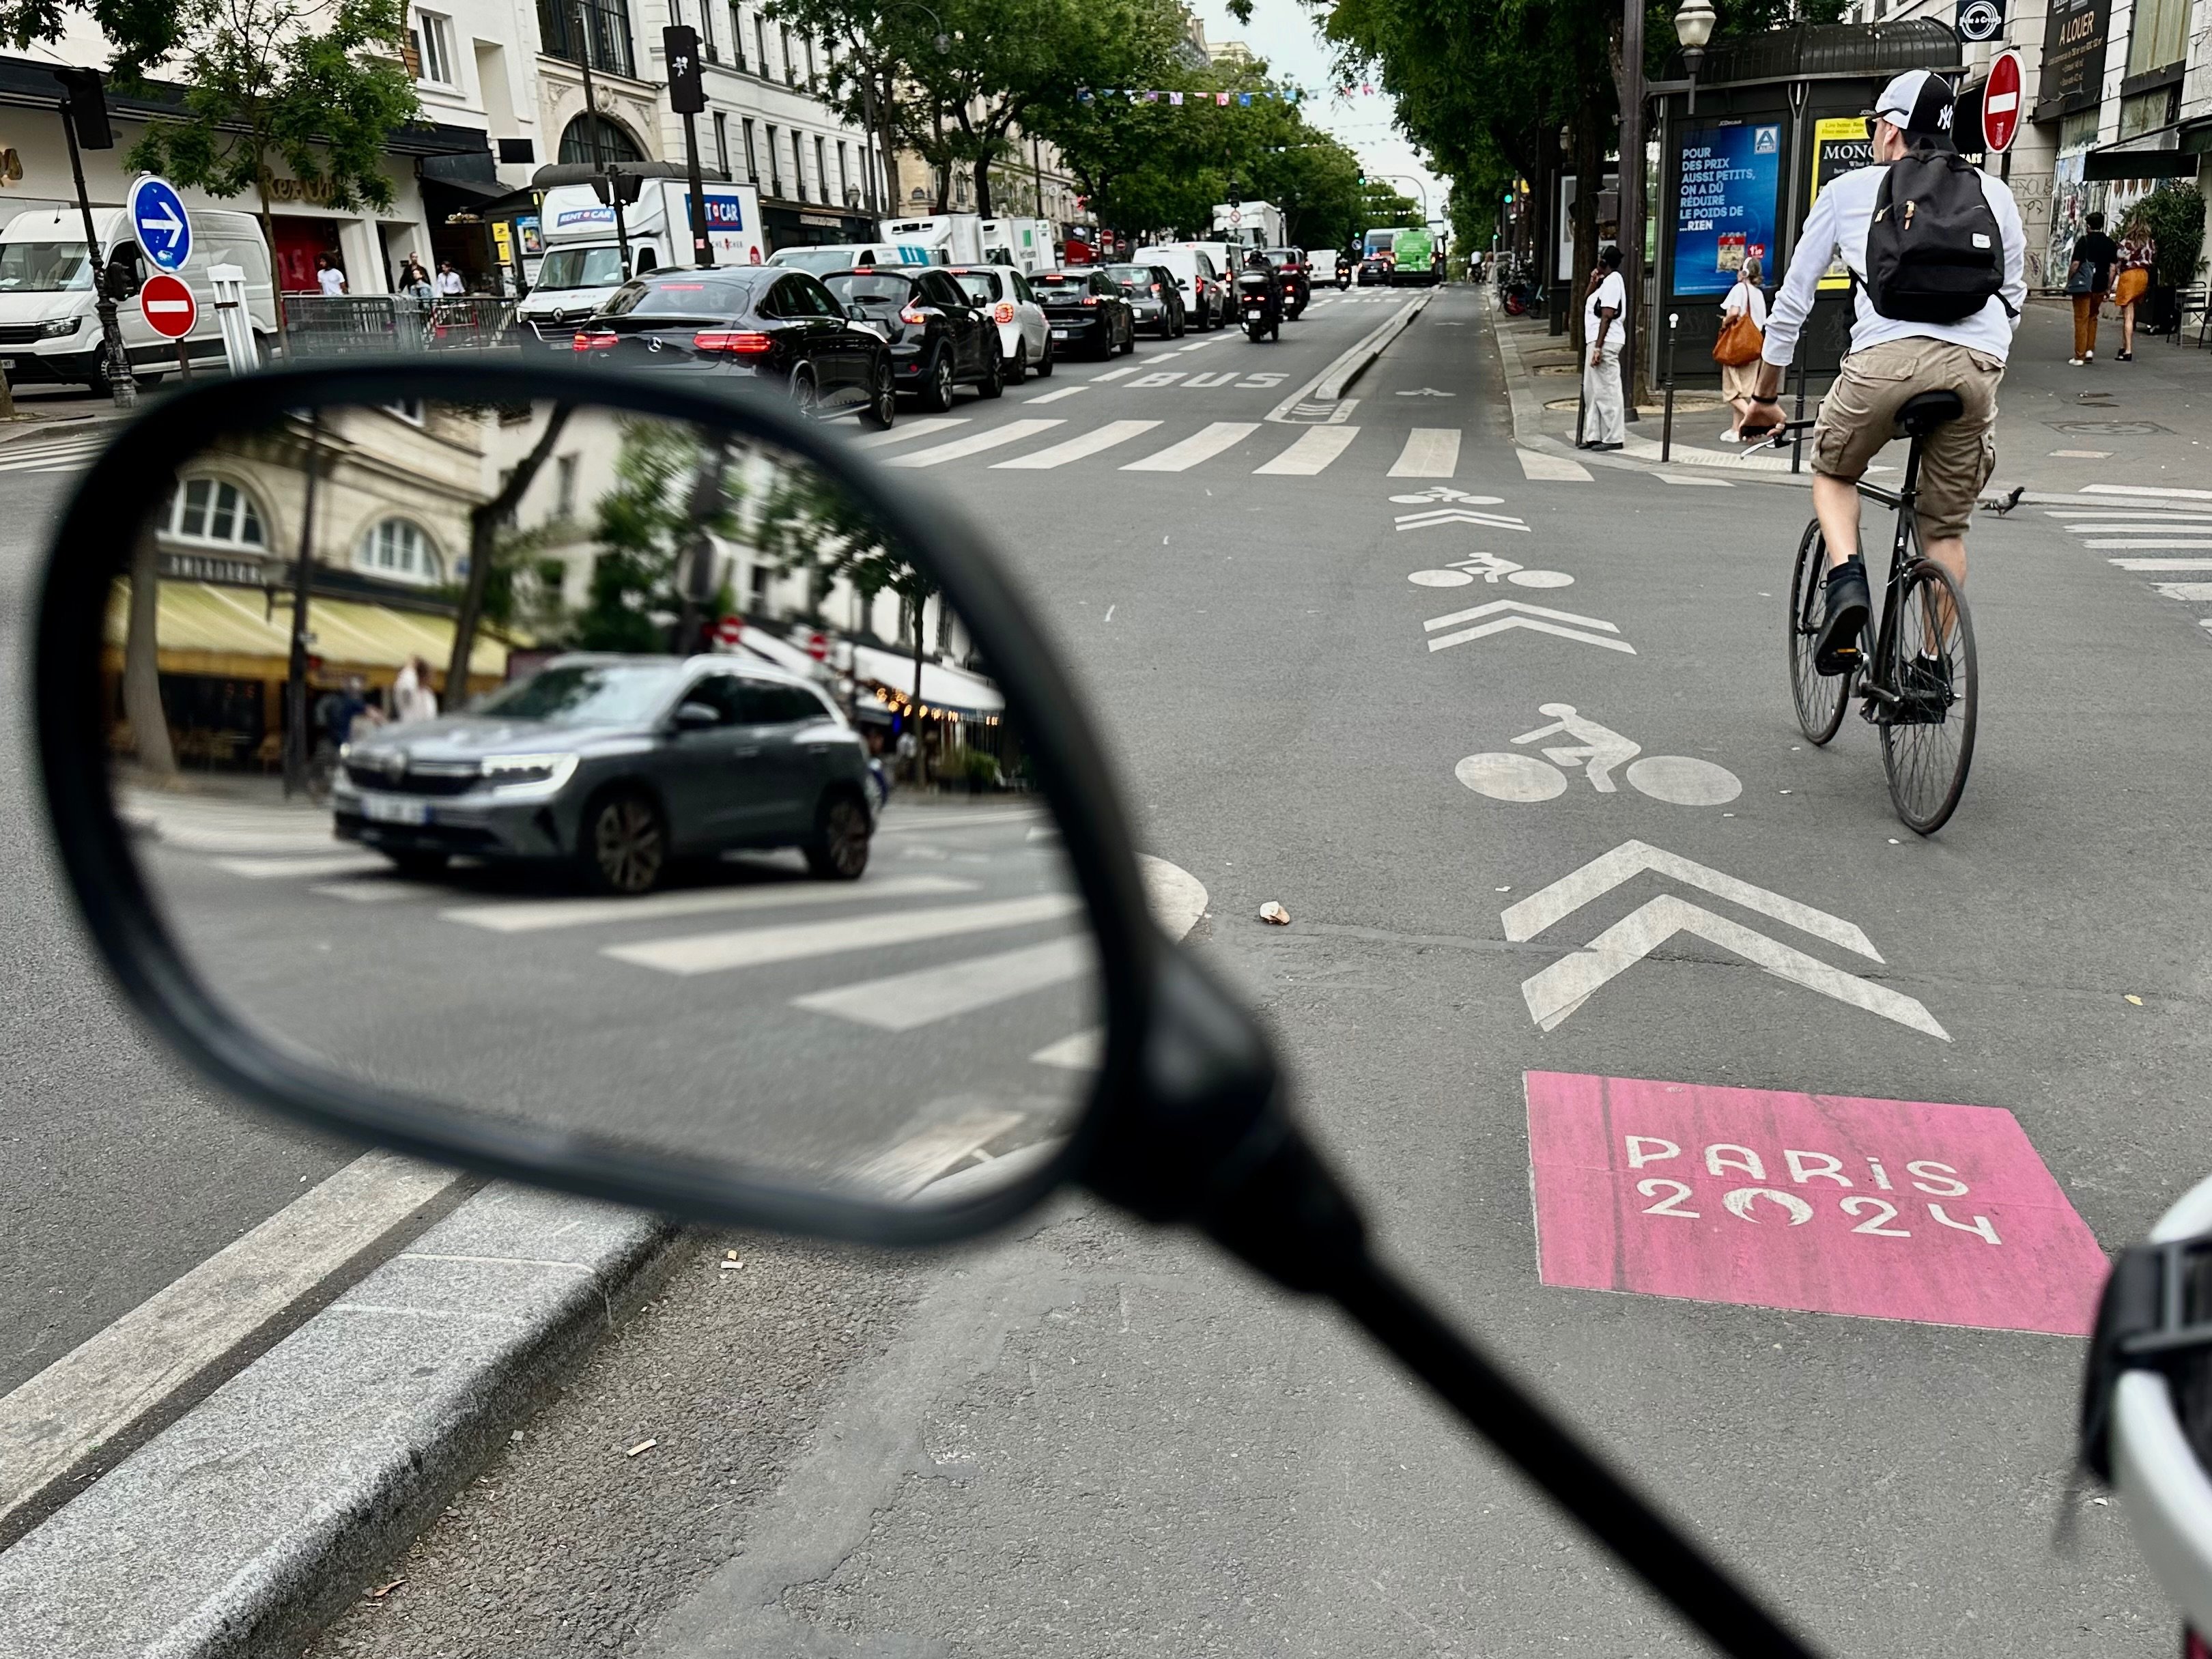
[1489,289,2212,500]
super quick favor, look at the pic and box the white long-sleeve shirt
[1761,161,2026,368]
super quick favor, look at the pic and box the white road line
[1090,365,1140,382]
[883,419,1065,468]
[1023,385,1085,403]
[1387,427,1461,478]
[993,419,1161,470]
[1030,1030,1101,1070]
[1656,472,1734,486]
[215,852,393,879]
[1252,425,1360,475]
[442,873,976,935]
[873,807,1047,834]
[792,935,1090,1030]
[1516,448,1591,481]
[2046,511,2212,522]
[849,1104,1025,1200]
[1172,335,1228,354]
[2082,539,2212,550]
[0,1148,459,1535]
[1120,421,1259,472]
[2151,582,2212,600]
[311,879,450,903]
[604,892,1081,976]
[852,416,966,450]
[2056,521,2212,533]
[2081,483,2212,500]
[2110,558,2212,570]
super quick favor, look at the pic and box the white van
[1131,243,1228,332]
[0,206,275,392]
[766,242,942,276]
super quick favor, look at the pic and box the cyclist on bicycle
[1744,71,2026,672]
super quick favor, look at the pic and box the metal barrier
[279,296,522,357]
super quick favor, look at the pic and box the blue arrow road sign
[128,175,193,272]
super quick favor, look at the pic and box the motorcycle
[1333,254,1352,289]
[1238,270,1281,342]
[1501,277,1541,317]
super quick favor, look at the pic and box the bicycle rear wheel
[1786,519,1851,743]
[1879,558,1978,835]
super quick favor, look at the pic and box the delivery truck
[516,175,764,344]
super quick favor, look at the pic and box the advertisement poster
[1674,121,1783,296]
[2038,0,2110,113]
[1809,117,1877,290]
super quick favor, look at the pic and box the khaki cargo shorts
[1811,337,2004,540]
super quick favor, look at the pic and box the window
[2128,0,2189,74]
[742,117,758,182]
[803,33,815,81]
[166,478,266,549]
[754,13,767,74]
[382,397,427,425]
[814,137,829,203]
[765,124,781,194]
[697,0,715,59]
[355,518,444,585]
[838,141,850,205]
[714,111,729,175]
[787,130,804,199]
[558,114,645,165]
[554,454,578,517]
[2121,85,2182,138]
[780,24,795,83]
[410,10,455,84]
[731,1,746,68]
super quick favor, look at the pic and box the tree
[569,421,733,653]
[445,404,574,707]
[1,0,188,79]
[123,0,419,353]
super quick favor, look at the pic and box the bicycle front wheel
[1786,519,1851,743]
[1879,559,1979,835]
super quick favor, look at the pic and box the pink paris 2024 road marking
[1524,1071,2109,1336]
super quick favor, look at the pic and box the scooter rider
[1240,249,1284,325]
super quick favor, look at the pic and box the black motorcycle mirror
[34,359,1819,1659]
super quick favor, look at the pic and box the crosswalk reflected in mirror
[104,397,1101,1202]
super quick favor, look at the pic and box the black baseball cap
[1869,69,1957,135]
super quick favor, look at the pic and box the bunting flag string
[1075,85,1340,106]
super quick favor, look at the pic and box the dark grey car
[333,655,876,894]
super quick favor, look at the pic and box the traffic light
[664,25,705,114]
[52,67,113,150]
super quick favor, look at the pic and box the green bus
[1390,226,1438,285]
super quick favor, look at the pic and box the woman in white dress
[1719,255,1768,441]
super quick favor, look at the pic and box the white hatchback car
[946,265,1054,382]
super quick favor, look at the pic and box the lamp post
[1619,0,1720,423]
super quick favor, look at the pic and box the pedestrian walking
[1578,244,1627,451]
[391,656,440,724]
[2114,222,2155,360]
[2066,210,2118,365]
[1715,254,1768,441]
[400,258,434,300]
[315,253,348,296]
[436,261,466,297]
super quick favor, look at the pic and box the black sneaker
[1813,560,1870,675]
[1892,651,1954,724]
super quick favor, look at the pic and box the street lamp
[1674,0,1716,111]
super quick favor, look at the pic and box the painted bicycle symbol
[1456,704,1743,806]
[1410,552,1574,590]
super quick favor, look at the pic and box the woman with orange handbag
[1714,256,1768,441]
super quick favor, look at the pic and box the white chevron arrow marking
[1395,509,1530,532]
[1424,599,1634,654]
[1502,840,1948,1039]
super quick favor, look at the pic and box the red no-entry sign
[806,630,830,662]
[1982,48,2023,155]
[712,614,744,647]
[140,272,196,339]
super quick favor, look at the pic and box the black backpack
[1864,150,2008,324]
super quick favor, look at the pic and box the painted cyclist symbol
[1409,552,1575,590]
[1456,705,1743,806]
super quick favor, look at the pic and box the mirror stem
[1088,948,1821,1659]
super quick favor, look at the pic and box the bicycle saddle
[1897,389,1965,434]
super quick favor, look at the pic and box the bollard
[1661,311,1678,464]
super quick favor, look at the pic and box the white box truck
[0,205,274,393]
[516,178,764,344]
[980,216,1053,271]
[1210,201,1285,251]
[877,214,984,265]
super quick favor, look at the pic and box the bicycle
[1771,388,1979,836]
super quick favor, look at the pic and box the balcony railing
[538,0,636,80]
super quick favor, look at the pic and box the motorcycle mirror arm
[1088,947,1824,1659]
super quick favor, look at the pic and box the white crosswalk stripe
[440,873,978,934]
[603,892,1082,976]
[2110,558,2212,570]
[993,419,1160,470]
[853,416,965,450]
[1089,365,1140,382]
[1387,427,1460,479]
[0,434,111,474]
[883,419,1065,468]
[1120,421,1259,472]
[1252,425,1360,476]
[1517,448,1592,481]
[1023,384,1084,403]
[792,936,1090,1030]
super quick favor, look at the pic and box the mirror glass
[99,395,1101,1206]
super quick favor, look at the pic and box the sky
[1186,0,1447,230]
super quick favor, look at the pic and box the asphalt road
[20,287,2212,1656]
[0,410,360,1401]
[130,794,1098,1192]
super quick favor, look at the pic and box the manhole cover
[2045,420,2170,435]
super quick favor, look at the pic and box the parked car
[1030,268,1137,358]
[569,268,894,427]
[944,264,1054,380]
[1131,244,1226,330]
[1260,247,1311,317]
[1106,264,1187,338]
[821,266,1002,410]
[333,655,877,896]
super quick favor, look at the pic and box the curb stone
[0,1183,681,1659]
